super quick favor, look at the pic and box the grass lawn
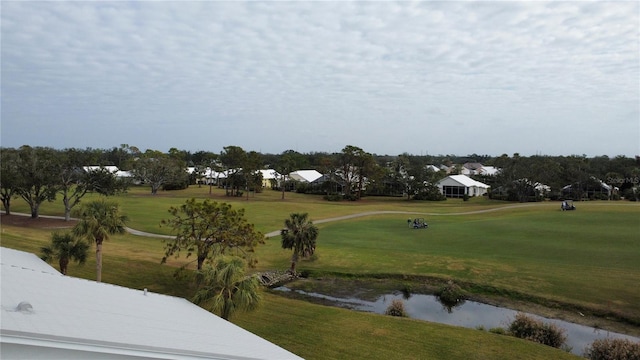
[272,203,640,323]
[3,186,638,358]
[234,292,578,360]
[0,221,580,360]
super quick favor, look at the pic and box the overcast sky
[1,1,638,157]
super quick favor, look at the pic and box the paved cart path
[8,203,544,239]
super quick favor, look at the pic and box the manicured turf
[234,292,578,360]
[275,203,640,322]
[0,223,580,359]
[4,186,638,359]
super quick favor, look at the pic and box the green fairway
[3,187,638,358]
[0,221,580,360]
[268,203,640,323]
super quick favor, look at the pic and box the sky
[1,1,638,157]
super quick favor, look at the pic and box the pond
[274,287,640,356]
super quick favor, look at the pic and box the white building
[257,169,280,188]
[288,170,323,183]
[437,175,490,198]
[83,165,133,179]
[0,247,304,360]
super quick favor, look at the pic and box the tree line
[2,144,639,219]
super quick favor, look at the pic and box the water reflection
[274,287,639,356]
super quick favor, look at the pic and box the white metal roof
[83,166,120,173]
[0,247,303,360]
[257,169,280,180]
[288,170,322,183]
[438,175,490,188]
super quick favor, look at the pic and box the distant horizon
[2,143,637,159]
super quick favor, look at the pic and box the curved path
[262,203,543,238]
[8,203,546,239]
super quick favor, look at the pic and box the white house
[0,247,304,360]
[288,170,323,183]
[478,166,500,176]
[437,175,490,198]
[562,177,617,199]
[84,165,120,174]
[199,168,228,185]
[84,165,134,180]
[257,169,280,188]
[460,163,500,176]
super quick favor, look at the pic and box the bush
[623,187,639,201]
[295,183,311,194]
[343,194,358,201]
[508,313,567,348]
[323,194,343,201]
[385,299,407,317]
[437,280,465,305]
[413,189,446,201]
[400,283,412,299]
[436,280,466,313]
[162,181,189,191]
[584,338,640,360]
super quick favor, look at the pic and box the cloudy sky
[2,1,638,157]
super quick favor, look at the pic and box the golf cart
[561,200,576,211]
[409,218,428,229]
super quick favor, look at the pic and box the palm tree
[192,257,261,321]
[281,212,319,274]
[40,232,89,275]
[72,199,128,282]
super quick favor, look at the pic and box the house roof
[257,169,280,180]
[83,165,120,173]
[438,175,490,188]
[288,170,323,183]
[479,166,500,176]
[562,177,614,191]
[0,247,304,360]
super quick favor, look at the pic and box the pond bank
[271,276,640,339]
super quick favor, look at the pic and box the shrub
[584,338,640,360]
[436,280,465,313]
[295,183,311,194]
[508,313,567,349]
[343,194,358,201]
[323,194,343,201]
[437,280,465,305]
[413,190,446,201]
[400,283,412,299]
[385,299,407,317]
[623,187,640,201]
[162,180,189,191]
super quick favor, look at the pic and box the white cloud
[1,1,637,156]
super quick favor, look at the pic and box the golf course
[2,186,639,360]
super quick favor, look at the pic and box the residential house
[257,169,280,188]
[288,170,323,183]
[562,177,617,199]
[460,163,500,176]
[437,175,490,198]
[84,165,134,181]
